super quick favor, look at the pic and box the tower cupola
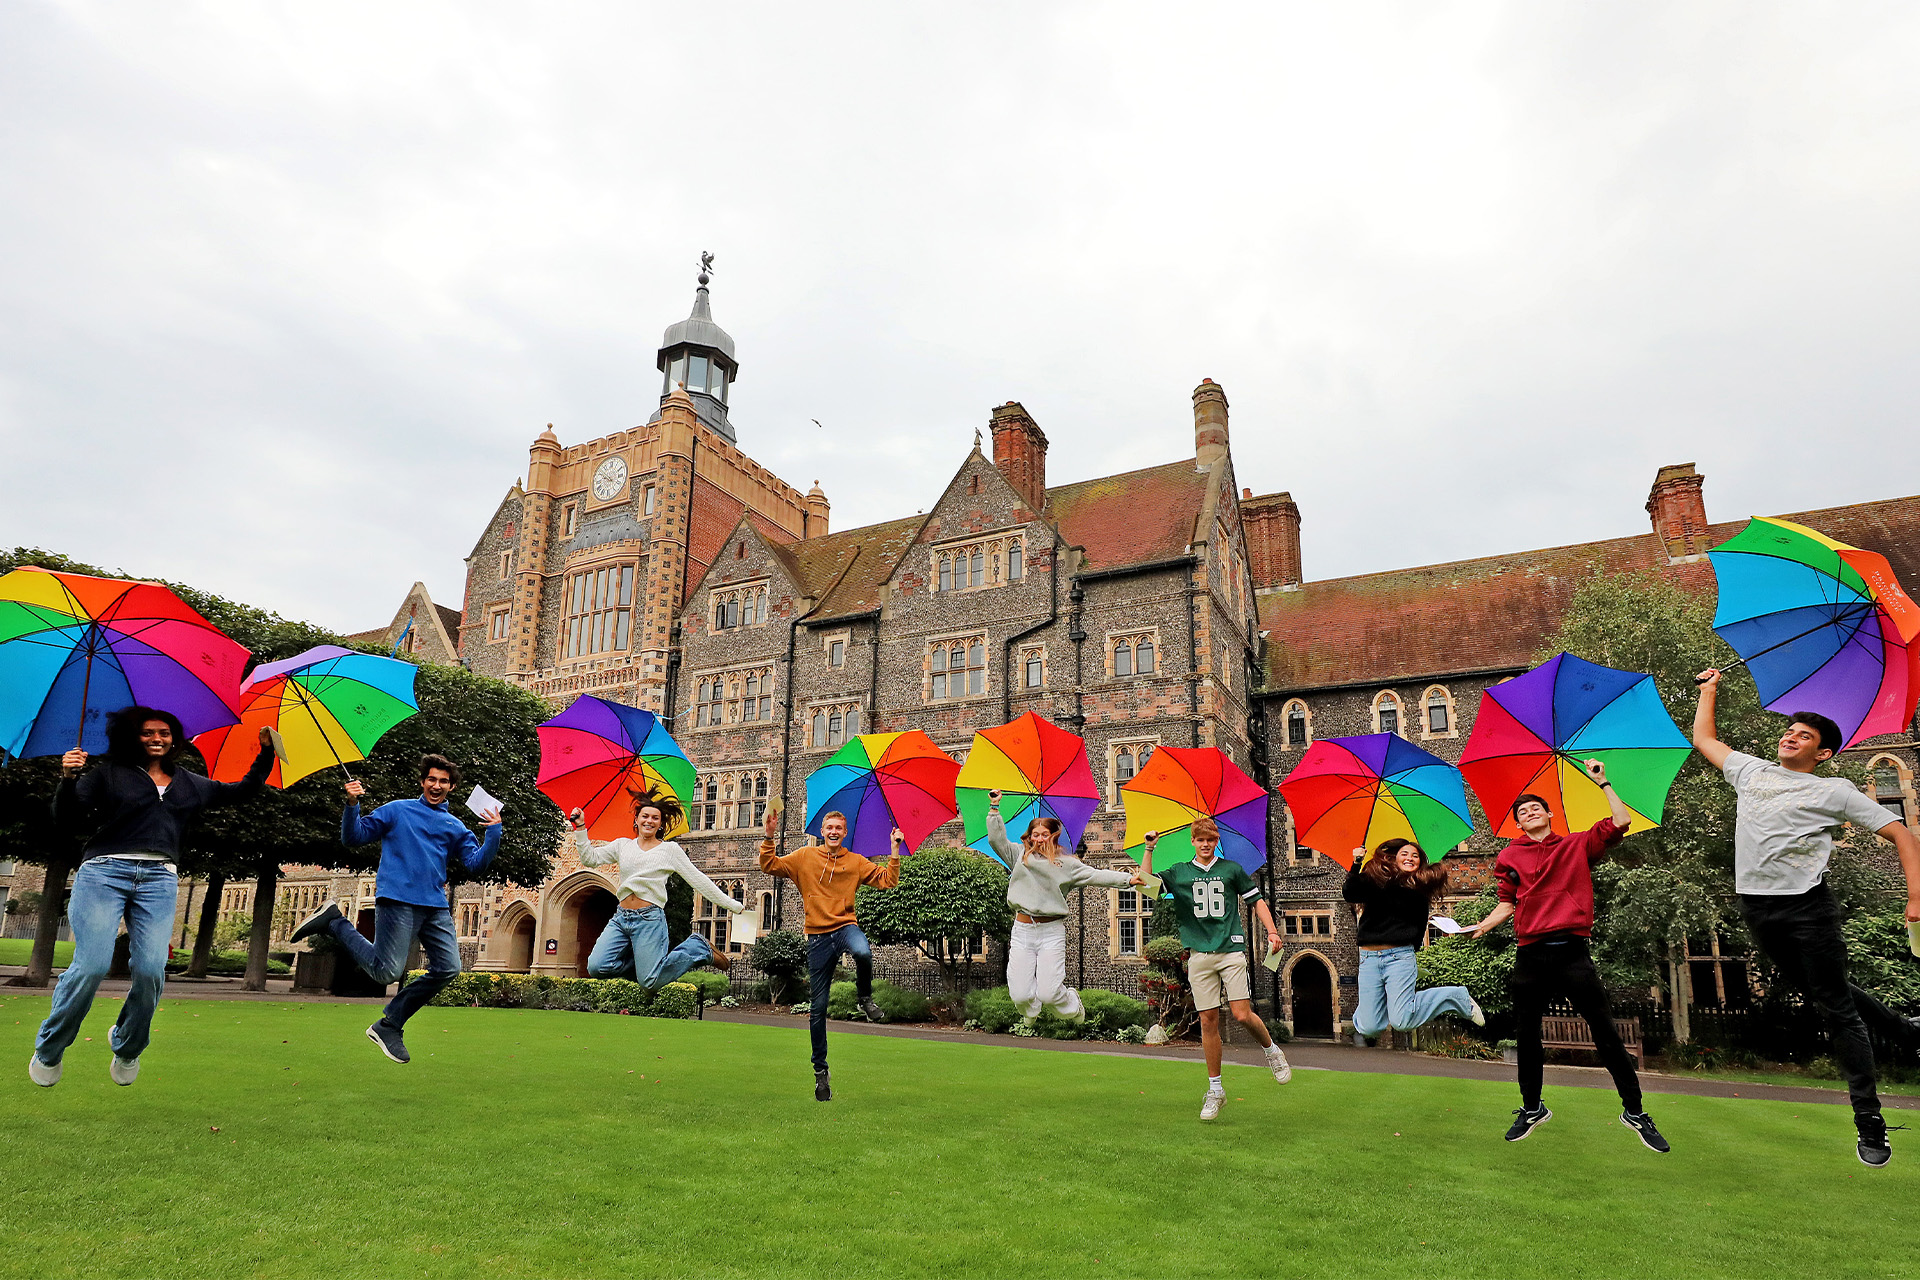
[653,251,738,442]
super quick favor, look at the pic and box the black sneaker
[1504,1105,1551,1142]
[290,901,343,944]
[857,997,889,1024]
[1857,1115,1900,1168]
[1621,1110,1671,1153]
[366,1020,410,1064]
[814,1068,832,1102]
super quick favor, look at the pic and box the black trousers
[1740,883,1915,1120]
[1512,936,1643,1112]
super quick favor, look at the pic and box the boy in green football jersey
[1143,816,1291,1120]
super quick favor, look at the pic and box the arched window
[1423,686,1454,737]
[966,641,985,695]
[743,674,760,721]
[931,646,950,699]
[827,711,844,746]
[970,549,984,588]
[1115,747,1136,783]
[939,557,953,593]
[724,598,739,629]
[811,709,826,747]
[1872,756,1913,823]
[1114,641,1133,678]
[1136,638,1155,675]
[714,603,726,631]
[1373,691,1401,736]
[1024,650,1043,688]
[1284,700,1310,748]
[1008,543,1023,581]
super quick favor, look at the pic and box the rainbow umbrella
[1278,734,1472,869]
[1459,652,1689,839]
[194,645,419,787]
[804,731,959,859]
[955,713,1101,865]
[0,567,247,758]
[1706,516,1920,749]
[1119,745,1268,873]
[536,695,696,840]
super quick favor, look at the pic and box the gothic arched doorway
[1289,954,1335,1038]
[506,913,535,972]
[572,888,618,977]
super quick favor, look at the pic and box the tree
[855,847,1014,995]
[1417,888,1516,1015]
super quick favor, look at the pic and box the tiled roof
[1259,494,1920,691]
[770,514,928,618]
[1043,459,1211,571]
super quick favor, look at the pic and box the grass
[0,938,73,967]
[4,996,1918,1280]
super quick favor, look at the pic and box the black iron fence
[1549,996,1920,1069]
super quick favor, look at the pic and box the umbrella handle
[1694,655,1749,685]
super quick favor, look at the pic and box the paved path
[6,967,1904,1110]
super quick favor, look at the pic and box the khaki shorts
[1186,949,1251,1012]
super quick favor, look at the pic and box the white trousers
[1008,919,1083,1021]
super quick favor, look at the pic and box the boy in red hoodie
[1471,758,1668,1152]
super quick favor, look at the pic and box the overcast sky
[4,2,1919,630]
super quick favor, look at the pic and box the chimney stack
[1646,463,1709,563]
[989,401,1049,513]
[1193,379,1229,469]
[1243,491,1303,588]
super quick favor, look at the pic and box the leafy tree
[1417,888,1516,1015]
[748,929,808,1004]
[855,846,1014,995]
[1842,905,1920,1011]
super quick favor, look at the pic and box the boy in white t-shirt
[1695,669,1920,1167]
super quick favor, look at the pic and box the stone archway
[570,887,618,977]
[505,910,535,973]
[1287,952,1335,1038]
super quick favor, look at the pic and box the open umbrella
[536,695,696,840]
[1459,652,1689,839]
[0,566,247,758]
[1705,516,1920,748]
[804,731,959,859]
[955,712,1101,865]
[1119,745,1268,873]
[193,645,419,787]
[1278,734,1472,869]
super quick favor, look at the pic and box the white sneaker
[28,1054,61,1087]
[110,1055,141,1086]
[1200,1088,1225,1120]
[1467,996,1486,1027]
[1266,1044,1293,1084]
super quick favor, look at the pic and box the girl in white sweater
[568,791,751,989]
[985,789,1144,1023]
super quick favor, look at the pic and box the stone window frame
[821,629,851,670]
[1371,689,1404,736]
[560,502,579,538]
[486,606,511,644]
[458,902,482,938]
[1108,883,1157,961]
[710,579,772,633]
[688,769,771,833]
[1019,643,1048,690]
[806,700,864,751]
[691,664,777,730]
[931,530,1026,594]
[1420,684,1457,740]
[1280,698,1312,751]
[1106,628,1160,680]
[497,550,512,581]
[1283,910,1334,939]
[1869,754,1917,827]
[560,555,639,660]
[1108,735,1160,810]
[925,631,990,703]
[1283,808,1318,868]
[695,878,750,953]
[643,485,656,516]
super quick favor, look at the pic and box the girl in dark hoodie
[1343,837,1482,1040]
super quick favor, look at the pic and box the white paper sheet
[465,784,504,821]
[1261,947,1283,972]
[730,909,760,949]
[1428,916,1468,935]
[1908,920,1920,960]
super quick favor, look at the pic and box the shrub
[165,949,289,976]
[420,972,696,1019]
[649,982,699,1020]
[1805,1055,1841,1080]
[789,1001,811,1015]
[1079,989,1148,1035]
[592,979,651,1014]
[1264,1018,1293,1044]
[964,986,1020,1033]
[750,930,809,1004]
[827,979,933,1022]
[1115,1024,1147,1045]
[1143,935,1187,972]
[548,978,601,1011]
[679,970,731,1004]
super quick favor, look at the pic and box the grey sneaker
[366,1020,410,1064]
[1265,1044,1293,1084]
[110,1055,141,1086]
[857,996,889,1024]
[1200,1088,1225,1120]
[290,901,343,944]
[814,1068,832,1102]
[28,1054,61,1087]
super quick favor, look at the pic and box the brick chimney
[1193,379,1229,468]
[989,401,1048,513]
[1242,489,1303,588]
[1646,463,1709,563]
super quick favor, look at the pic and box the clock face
[591,457,628,501]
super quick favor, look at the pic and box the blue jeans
[1354,946,1474,1038]
[807,924,873,1070]
[326,899,460,1030]
[586,906,712,989]
[36,858,177,1065]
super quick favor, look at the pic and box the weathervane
[698,250,714,286]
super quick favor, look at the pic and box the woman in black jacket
[29,706,273,1089]
[1343,837,1482,1041]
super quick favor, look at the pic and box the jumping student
[758,805,901,1102]
[1694,669,1920,1167]
[1470,758,1668,1153]
[1344,838,1483,1042]
[30,709,274,1088]
[985,789,1144,1025]
[1143,818,1291,1120]
[290,754,500,1065]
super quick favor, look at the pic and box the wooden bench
[1541,1014,1644,1067]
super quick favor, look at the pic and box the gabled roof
[1258,493,1920,692]
[1045,459,1211,570]
[768,513,928,619]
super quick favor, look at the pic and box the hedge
[408,971,699,1020]
[826,978,933,1023]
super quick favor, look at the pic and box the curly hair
[103,706,186,770]
[1361,837,1448,895]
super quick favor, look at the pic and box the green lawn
[4,996,1916,1280]
[0,938,72,967]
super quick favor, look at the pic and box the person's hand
[61,748,88,776]
[569,807,586,831]
[480,807,503,827]
[257,726,275,749]
[1906,895,1919,924]
[1352,846,1366,864]
[1127,872,1146,887]
[344,779,366,802]
[1142,830,1159,846]
[987,789,1002,808]
[1267,934,1284,957]
[1584,758,1609,786]
[891,827,906,853]
[1696,668,1721,691]
[763,806,779,839]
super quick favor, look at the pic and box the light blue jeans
[1354,945,1474,1038]
[587,905,712,990]
[35,858,177,1065]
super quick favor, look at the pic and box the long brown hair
[1361,838,1448,895]
[1021,815,1065,864]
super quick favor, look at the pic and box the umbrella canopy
[536,695,696,840]
[1707,516,1920,749]
[804,731,959,859]
[194,645,419,787]
[955,713,1101,865]
[1119,745,1268,873]
[1459,652,1689,839]
[0,567,247,758]
[1278,734,1473,869]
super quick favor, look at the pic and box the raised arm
[205,730,276,809]
[757,805,793,882]
[340,778,388,847]
[568,811,619,868]
[52,751,101,832]
[460,820,502,874]
[1691,669,1734,770]
[861,829,905,888]
[667,845,746,913]
[984,791,1020,867]
[1584,759,1632,830]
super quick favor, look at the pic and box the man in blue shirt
[291,753,501,1064]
